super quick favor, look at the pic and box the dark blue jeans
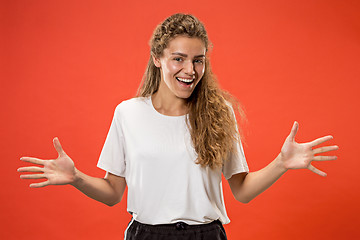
[125,219,227,240]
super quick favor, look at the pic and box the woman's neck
[151,91,188,116]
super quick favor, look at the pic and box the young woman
[18,14,338,240]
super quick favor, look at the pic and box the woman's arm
[71,170,126,206]
[228,121,338,203]
[18,138,126,206]
[228,155,286,203]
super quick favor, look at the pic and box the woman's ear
[152,54,161,68]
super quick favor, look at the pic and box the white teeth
[176,77,194,83]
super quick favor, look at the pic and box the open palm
[280,122,338,177]
[18,138,76,188]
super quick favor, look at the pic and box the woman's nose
[184,61,195,75]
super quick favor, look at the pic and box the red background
[2,0,360,239]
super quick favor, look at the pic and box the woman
[18,14,338,240]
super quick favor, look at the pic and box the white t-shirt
[97,96,249,225]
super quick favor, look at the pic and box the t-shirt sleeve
[97,105,126,177]
[222,139,249,180]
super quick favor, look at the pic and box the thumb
[287,121,299,142]
[53,137,65,157]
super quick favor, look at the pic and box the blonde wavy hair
[137,13,245,169]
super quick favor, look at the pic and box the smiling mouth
[176,77,194,85]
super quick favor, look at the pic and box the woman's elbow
[240,198,252,204]
[106,202,117,207]
[103,195,122,207]
[235,194,253,204]
[105,199,120,207]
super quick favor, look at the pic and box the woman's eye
[194,59,204,64]
[174,57,182,62]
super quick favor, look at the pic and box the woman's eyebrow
[171,52,205,58]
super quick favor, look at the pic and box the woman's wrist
[275,153,289,173]
[70,167,82,186]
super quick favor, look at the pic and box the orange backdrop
[2,0,359,239]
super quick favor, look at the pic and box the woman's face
[153,36,206,99]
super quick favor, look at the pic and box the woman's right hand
[18,137,77,188]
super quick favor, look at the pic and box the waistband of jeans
[131,219,223,232]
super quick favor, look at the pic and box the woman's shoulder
[114,96,150,114]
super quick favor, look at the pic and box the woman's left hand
[279,121,338,177]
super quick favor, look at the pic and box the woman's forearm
[231,154,287,203]
[71,169,126,206]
